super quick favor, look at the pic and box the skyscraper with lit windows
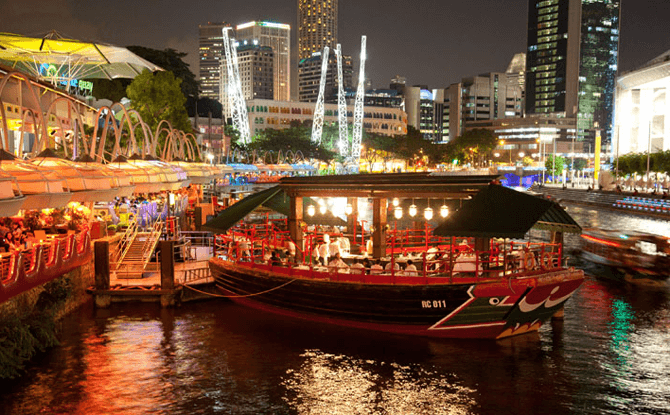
[199,22,229,101]
[298,0,338,61]
[525,0,620,146]
[235,21,291,102]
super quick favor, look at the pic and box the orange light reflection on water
[281,350,476,414]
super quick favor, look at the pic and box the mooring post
[160,240,176,307]
[195,206,203,231]
[94,240,111,308]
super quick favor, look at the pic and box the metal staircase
[113,219,164,277]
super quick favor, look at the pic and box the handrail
[141,220,163,270]
[0,230,92,304]
[114,220,139,265]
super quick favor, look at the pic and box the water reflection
[281,350,475,414]
[2,207,670,415]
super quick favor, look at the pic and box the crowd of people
[0,219,31,252]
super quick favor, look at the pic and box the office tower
[235,21,291,102]
[221,45,274,118]
[298,0,338,61]
[525,0,620,146]
[506,53,527,102]
[298,51,352,103]
[199,22,229,101]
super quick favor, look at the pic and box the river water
[2,205,670,415]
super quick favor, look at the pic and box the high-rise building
[298,0,338,61]
[298,51,353,103]
[235,21,291,102]
[199,22,230,101]
[221,45,274,119]
[525,0,620,146]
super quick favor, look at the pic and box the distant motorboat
[580,228,670,285]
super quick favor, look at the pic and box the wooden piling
[94,241,111,308]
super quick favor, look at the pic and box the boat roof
[433,184,582,238]
[202,185,347,232]
[278,173,499,198]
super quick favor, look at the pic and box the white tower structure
[351,35,367,163]
[222,27,251,144]
[310,47,330,145]
[336,44,349,158]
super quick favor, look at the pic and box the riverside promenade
[531,183,670,221]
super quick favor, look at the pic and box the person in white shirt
[287,240,296,258]
[404,259,418,276]
[338,237,350,255]
[329,239,340,259]
[385,260,400,273]
[366,239,373,255]
[318,241,330,265]
[350,258,365,274]
[370,259,383,275]
[328,253,349,272]
[312,241,321,264]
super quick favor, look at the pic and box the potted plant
[107,224,117,236]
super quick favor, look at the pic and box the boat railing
[215,235,565,285]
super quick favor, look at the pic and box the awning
[203,185,347,232]
[203,185,282,233]
[433,184,582,239]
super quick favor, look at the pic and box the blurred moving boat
[580,228,670,284]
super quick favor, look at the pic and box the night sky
[3,0,669,90]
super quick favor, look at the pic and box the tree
[449,128,497,166]
[545,154,565,178]
[127,46,199,99]
[572,158,588,171]
[92,78,131,103]
[187,96,223,118]
[247,122,336,163]
[126,69,192,136]
[92,46,200,110]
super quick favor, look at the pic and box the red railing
[213,226,565,286]
[0,230,92,304]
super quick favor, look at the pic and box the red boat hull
[209,258,584,339]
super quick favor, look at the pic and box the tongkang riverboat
[206,174,585,340]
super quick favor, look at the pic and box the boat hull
[209,258,584,339]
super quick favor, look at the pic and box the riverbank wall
[531,185,670,221]
[0,234,117,379]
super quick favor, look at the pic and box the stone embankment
[531,185,670,221]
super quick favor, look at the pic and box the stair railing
[113,220,139,267]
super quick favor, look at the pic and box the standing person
[318,240,330,266]
[312,241,321,264]
[329,237,340,259]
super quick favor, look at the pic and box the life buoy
[542,252,554,268]
[525,255,536,270]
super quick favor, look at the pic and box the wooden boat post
[288,194,303,261]
[372,198,388,258]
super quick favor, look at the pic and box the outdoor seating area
[213,220,564,283]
